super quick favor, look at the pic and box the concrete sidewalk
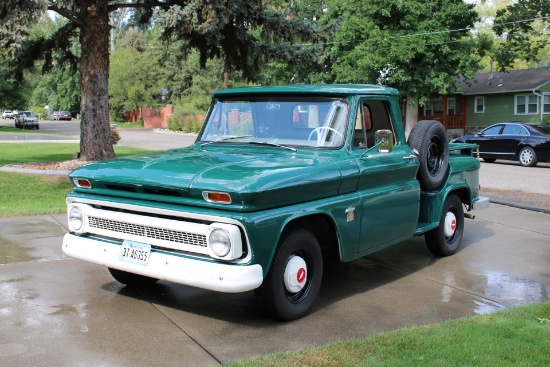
[1,204,549,366]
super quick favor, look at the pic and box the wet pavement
[1,204,549,366]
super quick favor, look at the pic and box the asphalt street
[1,118,549,366]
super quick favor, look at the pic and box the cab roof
[212,84,398,97]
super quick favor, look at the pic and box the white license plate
[119,240,151,266]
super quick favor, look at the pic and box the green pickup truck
[63,84,488,320]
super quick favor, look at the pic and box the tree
[156,0,323,88]
[493,0,550,71]
[321,0,483,136]
[109,28,162,120]
[1,0,319,161]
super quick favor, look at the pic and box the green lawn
[0,143,149,216]
[227,301,550,367]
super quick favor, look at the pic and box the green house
[462,67,550,128]
[419,67,550,135]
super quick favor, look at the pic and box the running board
[414,221,438,236]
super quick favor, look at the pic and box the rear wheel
[518,146,537,167]
[108,268,158,287]
[255,228,323,321]
[425,194,464,256]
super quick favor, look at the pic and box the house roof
[460,67,550,95]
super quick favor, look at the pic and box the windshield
[198,97,349,148]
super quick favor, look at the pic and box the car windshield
[22,111,35,117]
[198,97,349,148]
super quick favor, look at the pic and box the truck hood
[69,146,349,211]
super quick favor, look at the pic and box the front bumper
[63,233,264,293]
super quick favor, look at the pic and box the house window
[515,95,538,115]
[474,97,484,113]
[447,98,456,115]
[544,94,550,114]
[424,99,443,115]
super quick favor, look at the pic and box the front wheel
[108,267,158,287]
[425,194,464,256]
[518,146,537,167]
[255,228,323,321]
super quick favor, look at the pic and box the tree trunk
[224,64,229,89]
[78,0,115,161]
[404,94,419,139]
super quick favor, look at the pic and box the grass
[0,143,150,217]
[114,121,144,129]
[227,301,550,367]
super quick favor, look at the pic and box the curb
[0,164,72,176]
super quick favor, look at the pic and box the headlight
[207,224,243,260]
[208,228,231,257]
[68,206,84,232]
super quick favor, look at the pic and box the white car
[2,110,15,119]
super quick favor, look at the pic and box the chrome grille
[87,216,207,247]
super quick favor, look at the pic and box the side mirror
[375,130,393,153]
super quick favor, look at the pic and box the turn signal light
[203,191,231,204]
[73,178,91,188]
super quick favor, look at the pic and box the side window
[481,125,502,136]
[354,103,372,148]
[502,124,522,135]
[354,100,394,149]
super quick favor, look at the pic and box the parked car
[52,111,72,121]
[453,122,550,167]
[15,111,39,130]
[2,110,14,119]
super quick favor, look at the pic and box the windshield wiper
[200,135,253,147]
[249,141,297,152]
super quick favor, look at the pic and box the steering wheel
[308,127,343,141]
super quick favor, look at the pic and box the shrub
[542,117,550,126]
[183,115,203,133]
[111,128,121,145]
[167,117,183,131]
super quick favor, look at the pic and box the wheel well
[283,214,340,262]
[451,187,471,210]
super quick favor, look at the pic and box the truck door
[350,99,420,255]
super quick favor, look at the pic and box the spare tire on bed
[407,120,449,190]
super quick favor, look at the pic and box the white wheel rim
[444,211,457,238]
[284,256,308,293]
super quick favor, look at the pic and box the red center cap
[451,219,456,231]
[297,268,306,283]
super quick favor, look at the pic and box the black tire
[255,228,323,321]
[108,267,158,287]
[518,146,537,167]
[408,120,449,190]
[425,194,464,256]
[482,158,496,163]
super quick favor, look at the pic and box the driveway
[1,205,549,366]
